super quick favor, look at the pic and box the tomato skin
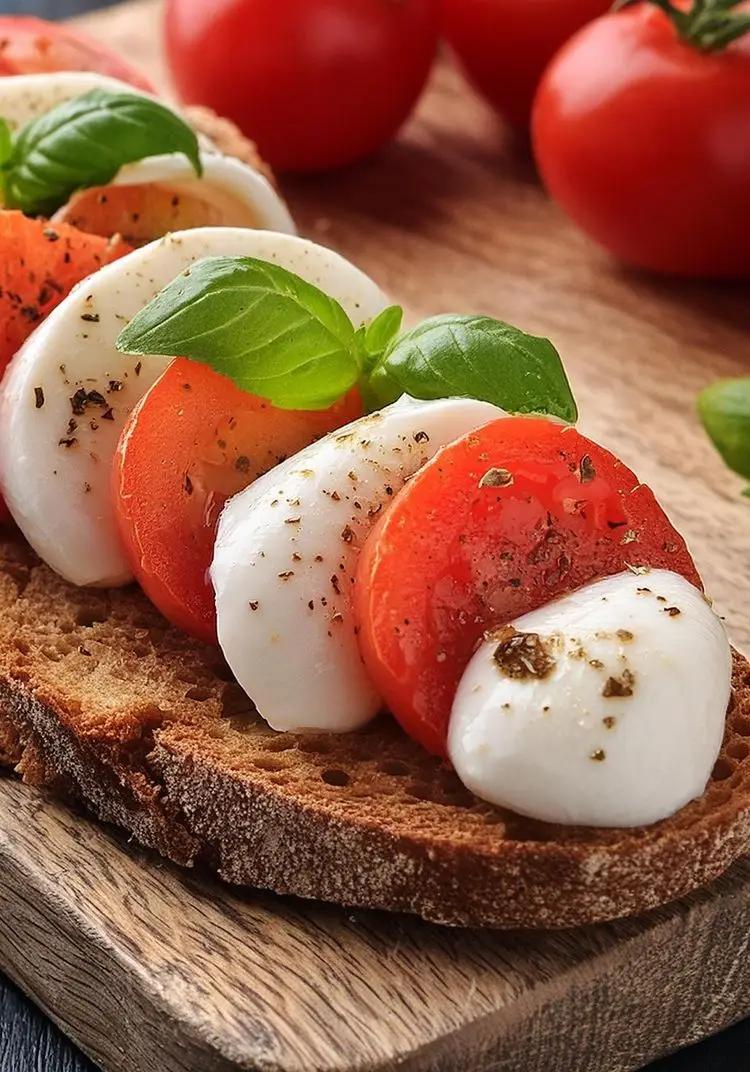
[0,16,154,90]
[442,0,609,128]
[164,0,439,172]
[532,4,750,278]
[355,418,699,757]
[114,358,363,644]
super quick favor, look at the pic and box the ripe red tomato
[0,16,154,90]
[442,0,609,128]
[532,2,750,278]
[355,418,699,756]
[114,358,362,644]
[164,0,440,172]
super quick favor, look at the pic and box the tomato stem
[613,0,750,50]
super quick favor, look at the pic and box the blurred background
[3,0,114,14]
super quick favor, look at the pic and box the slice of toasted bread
[0,533,748,929]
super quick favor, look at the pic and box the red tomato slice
[0,16,155,90]
[354,417,699,757]
[0,211,131,525]
[0,211,131,375]
[114,358,363,644]
[54,182,238,246]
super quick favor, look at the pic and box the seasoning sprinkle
[81,312,100,323]
[620,529,638,545]
[235,455,250,473]
[616,629,634,642]
[479,467,513,489]
[413,430,430,444]
[492,628,556,680]
[341,525,355,544]
[625,563,651,576]
[579,455,596,483]
[602,669,635,698]
[590,748,606,762]
[249,601,259,611]
[34,386,44,409]
[663,606,681,617]
[602,716,616,729]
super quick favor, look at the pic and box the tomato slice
[54,183,239,247]
[0,211,131,526]
[354,417,700,757]
[0,16,155,90]
[0,211,131,376]
[114,358,362,644]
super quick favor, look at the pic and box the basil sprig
[367,314,577,421]
[0,90,201,215]
[699,378,750,494]
[117,255,577,420]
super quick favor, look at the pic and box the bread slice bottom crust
[0,535,748,929]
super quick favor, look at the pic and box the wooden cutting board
[0,2,749,1070]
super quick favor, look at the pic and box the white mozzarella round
[0,227,388,587]
[212,396,506,733]
[0,72,149,131]
[0,73,293,234]
[448,569,731,828]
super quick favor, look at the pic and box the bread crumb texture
[0,536,748,929]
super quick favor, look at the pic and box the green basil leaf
[116,256,362,411]
[366,314,578,422]
[357,305,403,369]
[698,377,750,481]
[0,119,11,169]
[2,89,201,215]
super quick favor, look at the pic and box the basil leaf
[356,305,403,371]
[698,378,750,481]
[366,314,578,422]
[0,119,11,169]
[116,256,362,411]
[2,90,201,215]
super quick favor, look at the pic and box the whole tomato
[0,15,154,90]
[164,0,439,173]
[532,1,750,278]
[441,0,610,128]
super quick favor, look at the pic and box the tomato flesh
[0,15,154,89]
[0,211,130,524]
[355,418,699,756]
[54,182,256,247]
[114,358,363,643]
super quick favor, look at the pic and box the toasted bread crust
[0,535,748,928]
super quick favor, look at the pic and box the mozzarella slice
[0,73,293,236]
[0,72,150,131]
[0,227,388,587]
[448,569,731,827]
[212,396,506,733]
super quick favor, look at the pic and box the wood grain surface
[0,2,747,1070]
[0,774,749,1072]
